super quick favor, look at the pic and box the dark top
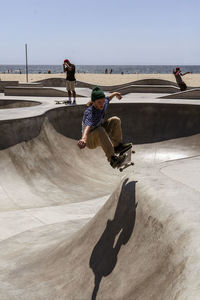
[64,64,76,81]
[173,70,183,85]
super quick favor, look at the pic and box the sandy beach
[0,73,200,87]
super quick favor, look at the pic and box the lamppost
[25,43,28,82]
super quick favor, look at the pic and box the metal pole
[25,43,28,82]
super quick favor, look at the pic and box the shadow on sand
[89,178,137,300]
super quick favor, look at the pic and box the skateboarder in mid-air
[77,86,132,168]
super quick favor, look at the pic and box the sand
[0,73,200,87]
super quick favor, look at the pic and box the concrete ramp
[114,84,179,94]
[0,163,200,299]
[160,88,200,99]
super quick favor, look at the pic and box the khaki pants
[86,117,122,161]
[66,80,75,92]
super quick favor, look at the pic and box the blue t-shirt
[82,97,109,132]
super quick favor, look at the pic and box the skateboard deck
[55,100,76,105]
[55,100,69,105]
[118,146,135,172]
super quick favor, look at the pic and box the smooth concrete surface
[160,88,200,99]
[0,88,200,299]
[113,84,179,94]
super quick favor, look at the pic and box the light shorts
[66,80,75,92]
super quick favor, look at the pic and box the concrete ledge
[4,86,84,97]
[18,83,43,87]
[0,81,18,92]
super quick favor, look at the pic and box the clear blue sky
[1,0,199,65]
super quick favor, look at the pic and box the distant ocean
[0,65,200,74]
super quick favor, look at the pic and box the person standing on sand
[77,86,132,169]
[173,67,191,91]
[63,59,76,103]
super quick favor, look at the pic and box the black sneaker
[114,143,132,155]
[110,153,127,169]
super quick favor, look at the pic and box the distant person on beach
[105,68,108,74]
[110,68,113,74]
[63,59,76,104]
[77,86,132,169]
[173,67,191,91]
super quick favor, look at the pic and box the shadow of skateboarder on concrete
[89,178,137,300]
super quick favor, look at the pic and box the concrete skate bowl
[0,103,200,299]
[0,99,40,109]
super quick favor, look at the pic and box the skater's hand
[116,92,122,100]
[108,92,122,101]
[77,139,86,149]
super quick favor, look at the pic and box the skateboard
[55,100,69,105]
[55,100,76,105]
[118,146,135,172]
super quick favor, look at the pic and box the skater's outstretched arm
[77,126,90,149]
[108,92,122,101]
[182,71,191,76]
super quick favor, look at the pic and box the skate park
[0,78,200,299]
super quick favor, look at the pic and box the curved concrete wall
[35,77,66,87]
[35,78,177,92]
[1,102,200,150]
[0,116,44,150]
[130,78,177,86]
[47,103,200,143]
